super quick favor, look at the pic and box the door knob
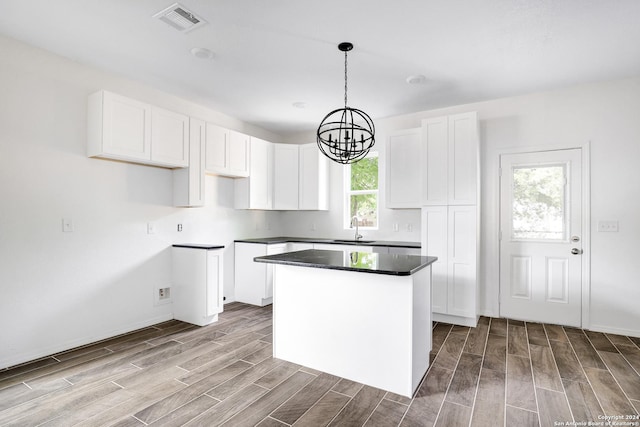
[571,248,583,255]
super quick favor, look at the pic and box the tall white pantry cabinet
[388,112,479,327]
[423,112,479,327]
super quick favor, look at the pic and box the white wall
[284,77,640,338]
[0,35,284,369]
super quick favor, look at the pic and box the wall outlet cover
[62,218,74,232]
[597,220,619,232]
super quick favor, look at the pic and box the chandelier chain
[344,49,348,107]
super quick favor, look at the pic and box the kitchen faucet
[351,215,363,241]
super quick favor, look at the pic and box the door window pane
[512,165,565,240]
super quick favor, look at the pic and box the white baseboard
[588,323,640,339]
[1,313,173,370]
[432,312,478,327]
[478,309,498,318]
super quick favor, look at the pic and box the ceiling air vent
[153,3,207,33]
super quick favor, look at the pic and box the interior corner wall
[284,77,640,338]
[0,35,284,369]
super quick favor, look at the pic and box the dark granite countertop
[254,249,436,276]
[234,236,420,249]
[172,244,225,250]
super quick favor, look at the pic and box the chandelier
[317,42,375,164]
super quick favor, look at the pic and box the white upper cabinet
[421,116,449,205]
[385,112,478,208]
[88,91,188,168]
[228,130,251,177]
[204,123,227,173]
[447,112,478,205]
[89,91,150,163]
[273,143,299,210]
[234,137,273,210]
[204,124,250,178]
[173,118,205,207]
[421,112,478,206]
[150,107,189,167]
[386,128,422,208]
[235,142,328,211]
[298,143,329,210]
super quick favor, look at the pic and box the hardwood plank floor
[1,304,639,426]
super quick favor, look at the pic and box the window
[344,152,378,229]
[511,164,566,240]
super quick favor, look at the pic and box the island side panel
[272,264,425,397]
[411,265,432,391]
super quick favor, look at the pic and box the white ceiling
[2,0,640,136]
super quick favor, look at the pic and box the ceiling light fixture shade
[317,42,375,164]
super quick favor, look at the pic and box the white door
[500,149,583,327]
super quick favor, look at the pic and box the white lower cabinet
[388,247,421,256]
[234,243,287,306]
[172,246,223,326]
[287,242,314,252]
[422,205,477,326]
[313,243,374,253]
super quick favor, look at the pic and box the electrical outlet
[159,287,170,299]
[393,223,399,232]
[155,287,172,306]
[311,222,316,231]
[406,223,413,232]
[177,224,183,232]
[147,222,156,234]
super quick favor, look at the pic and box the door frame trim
[497,142,591,329]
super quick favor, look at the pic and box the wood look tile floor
[1,303,639,427]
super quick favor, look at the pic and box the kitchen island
[254,249,437,397]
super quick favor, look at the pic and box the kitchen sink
[331,239,376,244]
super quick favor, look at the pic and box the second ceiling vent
[153,3,207,33]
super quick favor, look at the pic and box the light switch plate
[62,218,73,232]
[597,220,619,232]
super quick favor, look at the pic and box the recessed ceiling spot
[153,3,207,33]
[406,74,427,85]
[292,102,307,109]
[191,47,215,60]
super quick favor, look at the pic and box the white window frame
[343,151,379,230]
